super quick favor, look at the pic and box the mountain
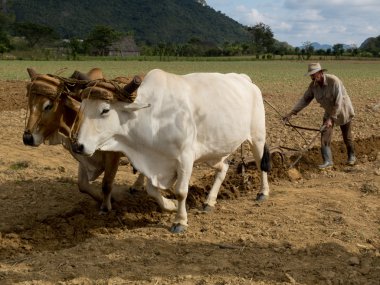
[310,42,332,51]
[6,0,251,45]
[300,42,357,51]
[359,35,380,54]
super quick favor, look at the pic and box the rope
[25,74,82,135]
[263,98,308,143]
[284,122,320,132]
[24,81,33,130]
[24,80,48,133]
[24,72,138,144]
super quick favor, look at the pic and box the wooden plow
[235,99,325,174]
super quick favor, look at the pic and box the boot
[347,145,356,166]
[319,146,333,169]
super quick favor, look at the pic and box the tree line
[0,12,379,59]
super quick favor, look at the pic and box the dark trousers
[321,119,355,155]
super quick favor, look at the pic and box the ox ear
[123,102,151,113]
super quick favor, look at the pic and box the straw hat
[305,62,327,76]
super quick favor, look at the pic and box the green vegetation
[2,60,379,99]
[1,0,378,59]
[360,36,380,57]
[9,161,29,170]
[7,0,250,45]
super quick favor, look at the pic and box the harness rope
[24,76,68,134]
[70,76,141,140]
[69,80,98,141]
[25,72,138,141]
[263,98,309,144]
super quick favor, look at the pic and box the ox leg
[77,164,102,202]
[249,141,270,201]
[146,180,177,212]
[203,159,229,212]
[130,172,145,191]
[100,152,121,212]
[171,156,194,233]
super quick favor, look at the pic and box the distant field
[1,60,379,99]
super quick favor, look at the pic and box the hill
[360,35,380,55]
[299,42,357,51]
[6,0,251,45]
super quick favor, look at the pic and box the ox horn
[124,75,142,95]
[70,70,91,80]
[27,68,39,79]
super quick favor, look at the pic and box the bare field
[0,61,379,284]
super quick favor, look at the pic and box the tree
[0,30,11,54]
[247,22,275,55]
[1,0,8,13]
[273,40,293,58]
[0,10,13,28]
[346,45,359,57]
[222,41,242,56]
[302,41,314,59]
[0,11,12,52]
[67,38,84,60]
[13,22,58,47]
[332,43,344,58]
[84,25,122,56]
[177,37,206,57]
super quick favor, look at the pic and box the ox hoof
[202,204,215,213]
[99,206,111,215]
[256,193,268,202]
[170,223,187,234]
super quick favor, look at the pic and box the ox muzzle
[23,130,34,146]
[71,140,85,154]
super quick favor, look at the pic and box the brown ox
[22,68,144,212]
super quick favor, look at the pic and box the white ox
[72,69,270,233]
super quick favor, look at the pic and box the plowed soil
[0,79,379,285]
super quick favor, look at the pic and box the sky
[206,0,380,47]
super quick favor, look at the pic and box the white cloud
[292,9,324,21]
[244,8,266,25]
[206,0,380,46]
[276,22,292,32]
[365,26,377,33]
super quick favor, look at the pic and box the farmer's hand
[282,112,293,123]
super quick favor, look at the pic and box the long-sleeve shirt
[291,74,355,126]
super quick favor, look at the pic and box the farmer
[283,62,356,169]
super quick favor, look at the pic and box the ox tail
[260,144,271,172]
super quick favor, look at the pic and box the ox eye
[101,109,110,115]
[43,102,53,112]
